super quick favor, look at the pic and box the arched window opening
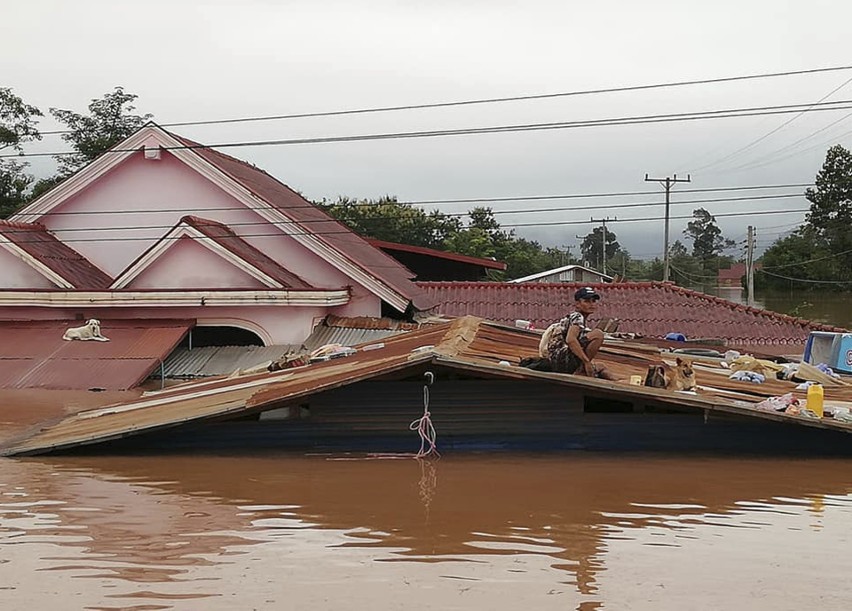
[180,326,264,348]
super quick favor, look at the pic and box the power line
[670,264,723,282]
[690,73,852,173]
[36,65,852,136]
[406,182,811,206]
[715,110,852,174]
[760,247,852,269]
[758,269,852,284]
[12,191,806,221]
[721,121,852,174]
[5,208,810,246]
[8,100,852,159]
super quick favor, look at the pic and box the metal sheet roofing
[302,315,421,351]
[0,220,112,289]
[0,319,193,390]
[180,216,312,288]
[160,345,303,379]
[4,315,852,456]
[416,281,848,355]
[366,239,508,270]
[169,132,436,312]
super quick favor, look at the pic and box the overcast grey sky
[3,0,851,258]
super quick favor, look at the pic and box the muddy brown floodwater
[1,451,851,611]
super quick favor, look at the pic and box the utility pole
[746,225,755,306]
[591,216,616,274]
[644,173,691,282]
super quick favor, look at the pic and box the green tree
[756,226,837,290]
[805,144,852,275]
[50,87,152,178]
[1,160,35,218]
[1,88,42,150]
[684,208,735,262]
[319,196,461,248]
[443,227,495,260]
[579,226,621,272]
[0,88,42,218]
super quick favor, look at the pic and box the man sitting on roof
[540,287,617,380]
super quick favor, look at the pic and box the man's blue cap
[574,287,601,301]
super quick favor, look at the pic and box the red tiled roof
[0,221,112,289]
[366,238,508,270]
[169,133,435,311]
[416,281,848,355]
[0,319,193,390]
[181,216,312,288]
[718,262,745,282]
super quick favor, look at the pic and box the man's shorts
[548,336,591,374]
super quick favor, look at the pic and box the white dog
[63,319,110,342]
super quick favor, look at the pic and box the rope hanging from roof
[410,371,440,459]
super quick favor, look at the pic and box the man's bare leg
[584,329,605,360]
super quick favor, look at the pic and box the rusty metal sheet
[14,358,162,391]
[0,319,193,390]
[302,326,407,351]
[0,329,64,358]
[160,345,302,379]
[3,316,852,457]
[0,359,37,388]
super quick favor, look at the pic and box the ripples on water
[1,454,851,610]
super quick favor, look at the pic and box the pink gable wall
[14,147,384,342]
[127,236,268,290]
[40,150,365,296]
[0,248,57,289]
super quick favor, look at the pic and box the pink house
[1,124,434,347]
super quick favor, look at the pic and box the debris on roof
[2,316,851,457]
[417,281,847,355]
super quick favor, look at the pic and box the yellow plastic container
[807,384,824,418]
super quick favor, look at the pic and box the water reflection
[706,287,851,328]
[1,454,851,610]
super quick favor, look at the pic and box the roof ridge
[167,131,278,177]
[0,220,48,231]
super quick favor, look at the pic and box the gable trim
[112,225,286,290]
[0,288,351,308]
[0,237,74,289]
[11,125,411,311]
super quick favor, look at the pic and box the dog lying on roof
[63,319,110,342]
[644,357,696,391]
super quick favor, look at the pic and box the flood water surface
[1,453,851,610]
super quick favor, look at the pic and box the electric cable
[36,64,852,136]
[8,99,852,159]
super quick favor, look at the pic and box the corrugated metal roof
[366,238,508,270]
[5,315,852,456]
[179,216,312,288]
[0,220,113,289]
[302,326,408,352]
[0,319,193,390]
[159,345,303,379]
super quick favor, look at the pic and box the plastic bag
[754,393,798,412]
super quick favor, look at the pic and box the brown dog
[644,357,696,391]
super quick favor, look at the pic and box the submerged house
[509,264,612,284]
[1,124,435,345]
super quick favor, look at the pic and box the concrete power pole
[644,173,691,282]
[746,225,755,306]
[591,216,616,274]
